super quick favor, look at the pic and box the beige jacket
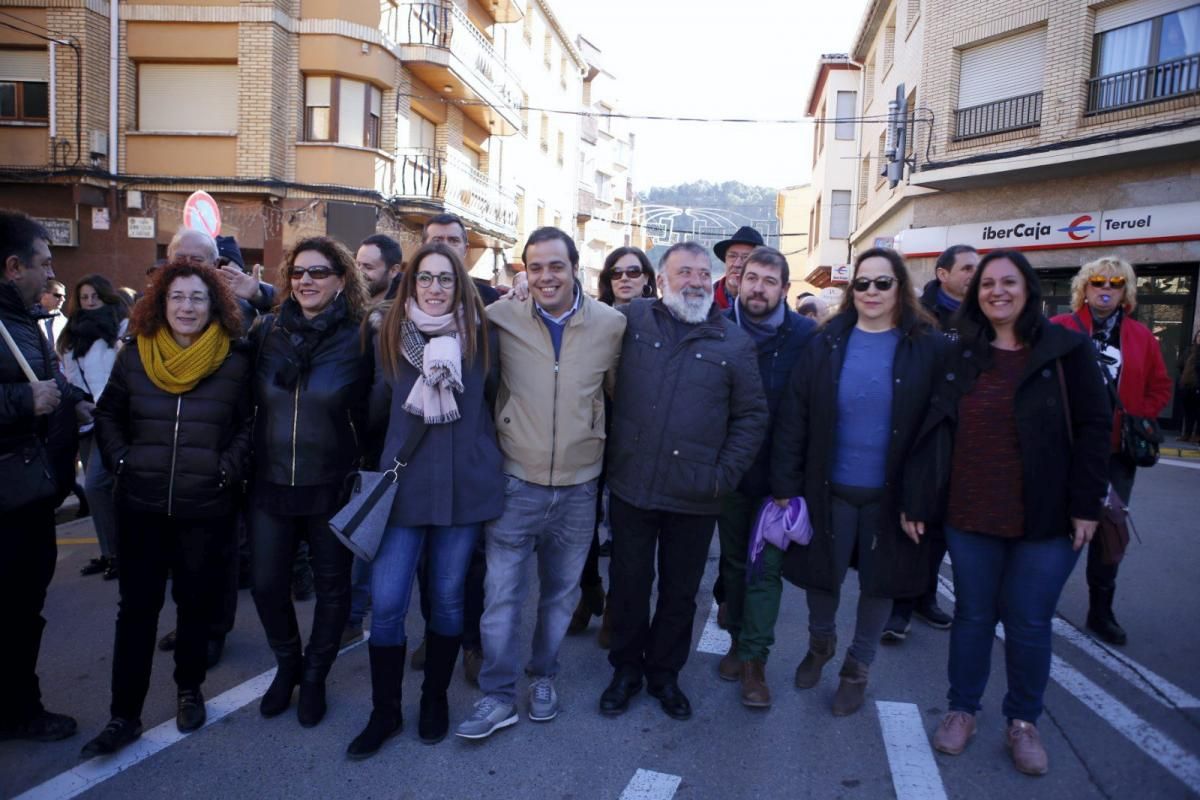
[486,292,625,486]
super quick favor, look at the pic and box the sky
[554,0,869,191]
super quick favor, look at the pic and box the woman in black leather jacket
[249,236,373,728]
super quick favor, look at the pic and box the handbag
[328,419,427,562]
[0,318,58,513]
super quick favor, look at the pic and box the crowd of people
[0,205,1177,778]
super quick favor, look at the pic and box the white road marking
[936,577,1200,794]
[15,636,369,800]
[695,601,731,655]
[1159,458,1200,470]
[619,769,682,800]
[875,701,949,800]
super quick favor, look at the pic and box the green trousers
[716,491,787,663]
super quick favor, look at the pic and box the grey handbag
[328,421,427,561]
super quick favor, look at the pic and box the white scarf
[400,299,465,424]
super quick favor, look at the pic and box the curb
[1160,446,1200,459]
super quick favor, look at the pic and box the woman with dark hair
[82,261,252,757]
[59,275,128,580]
[770,247,945,717]
[905,250,1110,776]
[249,236,373,729]
[345,243,502,758]
[596,247,656,306]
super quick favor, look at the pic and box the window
[544,33,553,68]
[882,13,897,75]
[0,49,49,122]
[560,55,568,88]
[807,207,816,253]
[864,54,876,108]
[907,0,921,31]
[410,111,436,150]
[812,196,821,247]
[858,155,870,206]
[539,113,549,151]
[1090,2,1200,112]
[835,91,857,139]
[523,1,533,43]
[876,130,886,188]
[304,75,383,148]
[956,28,1046,138]
[138,63,238,132]
[594,171,611,202]
[830,190,852,239]
[905,86,917,159]
[556,130,564,165]
[536,200,545,228]
[814,101,826,163]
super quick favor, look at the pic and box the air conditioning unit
[89,130,108,159]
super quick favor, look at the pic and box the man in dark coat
[918,244,977,335]
[600,241,768,721]
[0,209,83,742]
[714,247,815,708]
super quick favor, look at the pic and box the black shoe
[1087,610,1128,646]
[260,662,301,718]
[418,692,449,744]
[881,611,912,643]
[102,559,119,581]
[297,679,327,728]
[347,709,403,760]
[647,681,692,720]
[914,602,952,629]
[1,709,77,742]
[599,671,643,717]
[80,717,141,758]
[158,629,177,651]
[176,688,206,732]
[80,557,107,577]
[206,636,225,669]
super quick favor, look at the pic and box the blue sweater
[832,327,899,488]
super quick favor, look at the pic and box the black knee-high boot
[419,631,461,744]
[346,644,405,760]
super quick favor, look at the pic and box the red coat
[1051,305,1173,451]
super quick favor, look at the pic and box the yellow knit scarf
[138,323,231,395]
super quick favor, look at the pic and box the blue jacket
[724,304,817,497]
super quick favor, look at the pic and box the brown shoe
[831,654,868,716]
[1007,719,1048,776]
[794,635,837,689]
[932,711,976,755]
[597,607,612,650]
[718,638,740,682]
[740,660,771,708]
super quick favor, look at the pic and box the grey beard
[662,283,712,324]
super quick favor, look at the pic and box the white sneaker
[454,695,518,740]
[528,676,559,722]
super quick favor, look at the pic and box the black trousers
[1086,453,1137,592]
[250,506,352,678]
[607,495,715,685]
[417,538,486,650]
[111,508,232,720]
[0,500,57,726]
[892,527,948,618]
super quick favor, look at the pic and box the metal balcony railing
[395,147,517,234]
[953,91,1043,140]
[1087,54,1200,114]
[387,3,522,115]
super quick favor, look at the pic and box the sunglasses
[416,272,456,289]
[851,276,897,292]
[611,267,644,280]
[1088,275,1127,289]
[288,266,341,280]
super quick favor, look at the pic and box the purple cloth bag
[746,497,813,581]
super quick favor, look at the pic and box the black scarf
[64,305,122,358]
[273,293,349,390]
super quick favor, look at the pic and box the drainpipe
[48,41,56,140]
[109,0,118,176]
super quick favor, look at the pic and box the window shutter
[338,78,366,147]
[1096,0,1196,32]
[958,28,1047,108]
[138,64,238,132]
[0,49,49,82]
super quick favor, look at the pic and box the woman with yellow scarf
[82,260,253,759]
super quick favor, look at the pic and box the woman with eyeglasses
[770,247,947,717]
[345,243,501,758]
[566,247,658,645]
[905,250,1110,776]
[83,260,252,757]
[1050,257,1171,646]
[58,275,129,581]
[248,236,373,728]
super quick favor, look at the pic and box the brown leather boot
[740,660,771,708]
[717,638,740,682]
[793,635,837,690]
[831,654,869,716]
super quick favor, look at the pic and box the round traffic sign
[183,191,222,237]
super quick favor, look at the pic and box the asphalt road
[3,455,1199,800]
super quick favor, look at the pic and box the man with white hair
[598,241,768,721]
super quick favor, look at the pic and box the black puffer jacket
[770,312,949,598]
[249,305,372,488]
[607,299,768,515]
[95,338,253,519]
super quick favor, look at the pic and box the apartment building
[774,184,817,306]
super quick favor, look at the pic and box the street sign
[830,263,851,284]
[183,191,221,237]
[128,217,155,239]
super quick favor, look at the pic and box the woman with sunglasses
[770,247,946,717]
[1050,257,1171,646]
[906,250,1110,776]
[346,243,501,758]
[248,236,373,728]
[596,246,656,306]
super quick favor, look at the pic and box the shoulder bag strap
[394,418,428,467]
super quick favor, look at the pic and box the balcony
[1087,55,1200,115]
[394,147,517,240]
[953,92,1042,141]
[577,185,595,221]
[387,2,523,135]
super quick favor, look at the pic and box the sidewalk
[1161,434,1200,459]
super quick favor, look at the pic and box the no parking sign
[183,191,221,237]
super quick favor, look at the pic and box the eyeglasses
[725,252,752,265]
[288,266,341,281]
[416,272,456,289]
[611,267,643,280]
[1088,275,1127,289]
[851,276,897,292]
[167,292,210,307]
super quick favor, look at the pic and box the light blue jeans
[477,476,597,704]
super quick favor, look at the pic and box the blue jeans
[347,557,371,628]
[945,524,1080,723]
[478,476,597,704]
[368,524,481,647]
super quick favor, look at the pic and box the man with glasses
[38,281,68,348]
[712,226,765,311]
[423,213,501,305]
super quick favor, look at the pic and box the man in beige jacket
[455,227,625,740]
